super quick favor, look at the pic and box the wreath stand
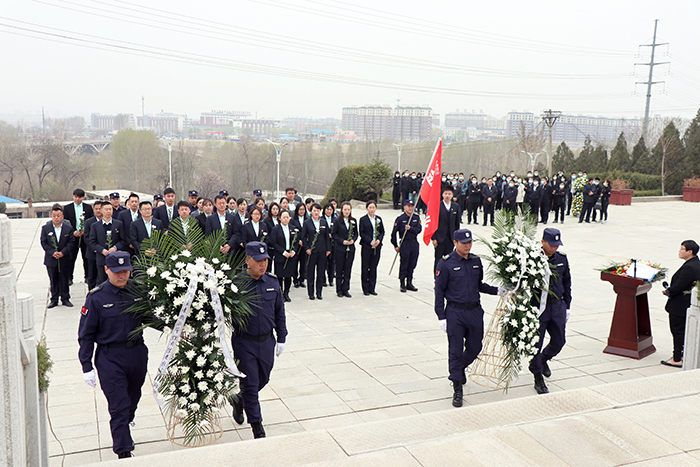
[165,413,223,447]
[469,296,509,390]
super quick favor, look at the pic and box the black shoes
[283,293,291,303]
[62,300,73,307]
[68,280,73,287]
[228,393,245,425]
[47,301,58,309]
[534,373,549,394]
[363,291,370,296]
[337,292,344,298]
[317,294,323,300]
[343,292,352,298]
[118,451,133,459]
[309,295,315,300]
[369,291,378,296]
[400,279,407,293]
[251,421,266,439]
[542,360,552,378]
[452,381,464,407]
[406,278,418,292]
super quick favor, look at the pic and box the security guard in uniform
[435,229,506,407]
[229,242,287,439]
[78,251,162,459]
[529,228,571,394]
[391,199,422,293]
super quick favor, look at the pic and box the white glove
[275,342,285,357]
[83,369,96,388]
[439,319,447,333]
[566,309,571,322]
[497,287,510,297]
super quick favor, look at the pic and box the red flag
[421,139,442,245]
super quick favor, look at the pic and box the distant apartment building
[443,112,507,140]
[241,119,278,134]
[90,113,135,130]
[341,105,432,142]
[505,111,642,146]
[199,110,253,127]
[137,112,188,135]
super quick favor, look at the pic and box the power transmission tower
[636,19,668,137]
[541,109,561,176]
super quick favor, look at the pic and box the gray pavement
[13,201,700,465]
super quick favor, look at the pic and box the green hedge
[322,165,364,204]
[589,171,661,191]
[632,189,662,197]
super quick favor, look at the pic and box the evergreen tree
[592,144,608,172]
[575,136,593,172]
[606,132,630,172]
[683,108,700,177]
[551,142,575,174]
[630,136,651,173]
[652,121,685,195]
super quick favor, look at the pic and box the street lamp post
[521,150,541,174]
[267,139,289,201]
[392,143,404,173]
[168,141,173,188]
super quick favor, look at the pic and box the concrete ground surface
[12,201,700,466]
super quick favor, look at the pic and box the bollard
[683,287,700,370]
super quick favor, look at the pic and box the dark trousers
[540,201,550,224]
[67,234,88,282]
[95,344,148,455]
[528,201,540,223]
[399,241,419,280]
[669,313,686,362]
[566,192,573,215]
[482,203,494,225]
[86,258,97,290]
[458,195,467,217]
[552,201,565,222]
[326,247,335,284]
[601,199,609,221]
[466,201,479,224]
[529,302,567,374]
[46,264,70,302]
[296,251,307,283]
[579,202,594,222]
[277,276,292,295]
[97,263,108,284]
[433,241,453,275]
[232,336,275,423]
[392,188,401,209]
[306,251,327,297]
[360,246,380,294]
[335,248,354,293]
[504,201,517,215]
[445,305,484,382]
[495,195,503,211]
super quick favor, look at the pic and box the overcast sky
[2,0,699,124]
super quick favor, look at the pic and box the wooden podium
[600,272,656,359]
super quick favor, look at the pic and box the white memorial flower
[184,324,194,334]
[185,350,196,360]
[202,345,213,355]
[196,311,206,321]
[179,383,190,394]
[198,381,208,391]
[211,360,220,368]
[175,261,185,270]
[160,271,172,279]
[163,326,171,335]
[146,266,158,277]
[214,373,224,383]
[175,409,187,418]
[196,356,206,367]
[173,295,186,307]
[180,250,192,257]
[202,322,212,332]
[178,397,188,405]
[165,283,176,295]
[199,419,211,429]
[211,407,221,414]
[170,254,178,261]
[188,392,198,401]
[149,287,158,300]
[190,403,200,411]
[221,263,231,271]
[153,305,164,317]
[215,382,223,390]
[217,285,225,295]
[194,370,204,379]
[206,369,214,377]
[215,270,225,279]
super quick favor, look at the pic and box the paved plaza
[12,200,700,466]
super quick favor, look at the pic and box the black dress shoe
[228,393,245,424]
[118,452,133,459]
[251,422,266,439]
[452,381,464,407]
[329,280,334,287]
[322,281,328,287]
[343,292,352,298]
[62,300,74,307]
[283,293,291,303]
[309,295,315,300]
[363,292,370,296]
[369,291,378,296]
[337,292,344,298]
[542,360,552,378]
[47,301,58,309]
[68,280,74,287]
[316,294,323,300]
[534,373,549,394]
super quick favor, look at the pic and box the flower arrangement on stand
[127,224,253,446]
[597,259,666,283]
[471,208,551,390]
[571,176,586,216]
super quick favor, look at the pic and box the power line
[0,18,634,101]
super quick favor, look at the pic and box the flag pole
[388,184,424,276]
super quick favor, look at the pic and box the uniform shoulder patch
[88,285,102,294]
[559,251,566,256]
[266,272,277,278]
[81,306,88,316]
[442,254,450,260]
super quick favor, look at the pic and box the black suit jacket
[118,209,141,237]
[130,217,163,254]
[431,201,460,243]
[269,224,302,262]
[481,185,498,205]
[359,214,385,248]
[40,220,75,267]
[331,217,358,252]
[88,218,126,266]
[83,216,101,260]
[240,221,269,245]
[666,256,700,316]
[63,202,94,230]
[153,204,177,231]
[301,217,331,254]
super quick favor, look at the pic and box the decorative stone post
[683,287,700,370]
[0,214,27,467]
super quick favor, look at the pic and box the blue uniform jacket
[390,213,422,248]
[434,252,498,320]
[78,280,147,373]
[532,251,572,309]
[234,273,287,343]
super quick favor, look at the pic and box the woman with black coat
[323,203,337,287]
[359,200,384,296]
[331,202,358,298]
[301,203,331,300]
[292,203,309,287]
[268,209,301,302]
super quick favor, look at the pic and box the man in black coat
[579,178,600,223]
[466,179,481,225]
[662,240,700,367]
[83,201,103,290]
[153,187,177,231]
[63,188,94,285]
[89,202,126,284]
[40,205,75,307]
[431,186,460,273]
[205,195,237,254]
[118,193,141,256]
[481,178,498,226]
[129,201,163,255]
[392,172,401,209]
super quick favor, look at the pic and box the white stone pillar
[684,286,700,370]
[0,214,27,467]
